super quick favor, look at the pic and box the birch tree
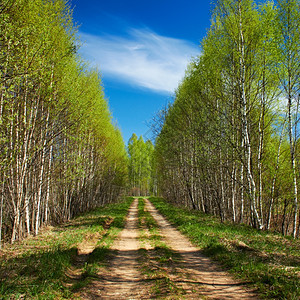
[0,0,128,245]
[276,0,300,238]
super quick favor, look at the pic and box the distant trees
[127,134,155,196]
[154,0,300,237]
[0,0,127,246]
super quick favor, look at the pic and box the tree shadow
[0,247,77,298]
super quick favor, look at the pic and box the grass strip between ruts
[137,197,186,298]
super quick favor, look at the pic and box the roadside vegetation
[0,197,133,299]
[149,197,300,299]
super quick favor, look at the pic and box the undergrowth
[149,197,300,300]
[0,197,134,299]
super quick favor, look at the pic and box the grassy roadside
[0,197,134,299]
[137,198,185,298]
[149,197,300,300]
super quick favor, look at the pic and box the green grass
[149,197,300,300]
[0,197,134,299]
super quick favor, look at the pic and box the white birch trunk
[238,0,262,229]
[35,107,50,235]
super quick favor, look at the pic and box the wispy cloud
[79,29,199,94]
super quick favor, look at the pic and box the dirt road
[82,198,258,299]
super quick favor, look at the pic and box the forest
[154,0,300,238]
[0,0,127,245]
[1,0,300,248]
[127,134,156,196]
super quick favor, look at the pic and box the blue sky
[70,0,212,144]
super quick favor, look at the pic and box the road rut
[144,198,258,299]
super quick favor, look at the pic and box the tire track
[99,198,145,299]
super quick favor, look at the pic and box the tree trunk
[238,0,262,229]
[267,119,286,230]
[289,102,298,238]
[0,180,4,249]
[231,163,237,222]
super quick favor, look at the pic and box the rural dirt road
[82,198,258,299]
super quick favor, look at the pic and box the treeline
[154,0,300,237]
[0,0,127,245]
[127,134,156,196]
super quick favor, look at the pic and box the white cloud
[79,29,199,93]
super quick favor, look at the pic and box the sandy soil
[79,198,258,299]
